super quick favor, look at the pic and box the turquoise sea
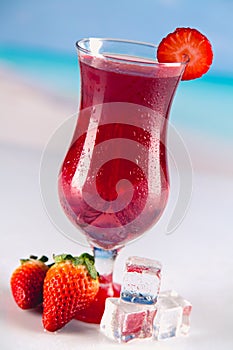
[1,45,232,143]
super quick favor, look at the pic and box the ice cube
[159,290,192,335]
[153,290,192,340]
[120,256,162,305]
[100,297,156,343]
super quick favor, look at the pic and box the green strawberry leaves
[79,253,98,280]
[53,253,99,280]
[20,255,49,265]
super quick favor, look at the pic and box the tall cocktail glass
[58,38,186,323]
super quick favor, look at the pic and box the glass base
[75,282,121,324]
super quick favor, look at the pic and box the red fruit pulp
[75,281,121,324]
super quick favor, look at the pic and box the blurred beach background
[0,1,233,349]
[1,0,233,151]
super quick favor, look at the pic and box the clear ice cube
[120,256,162,305]
[100,297,156,343]
[153,290,192,340]
[159,290,192,335]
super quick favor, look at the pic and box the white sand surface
[0,67,77,149]
[0,68,232,350]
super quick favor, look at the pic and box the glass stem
[93,247,119,285]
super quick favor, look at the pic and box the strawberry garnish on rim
[157,27,213,81]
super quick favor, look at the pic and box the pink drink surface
[58,55,181,249]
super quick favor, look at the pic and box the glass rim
[76,37,188,67]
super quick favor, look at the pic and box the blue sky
[0,0,233,75]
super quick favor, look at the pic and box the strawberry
[157,27,213,80]
[10,255,49,310]
[42,253,99,332]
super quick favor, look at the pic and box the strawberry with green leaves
[157,27,213,80]
[42,253,99,332]
[10,255,49,310]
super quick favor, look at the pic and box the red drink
[57,38,185,324]
[58,55,182,250]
